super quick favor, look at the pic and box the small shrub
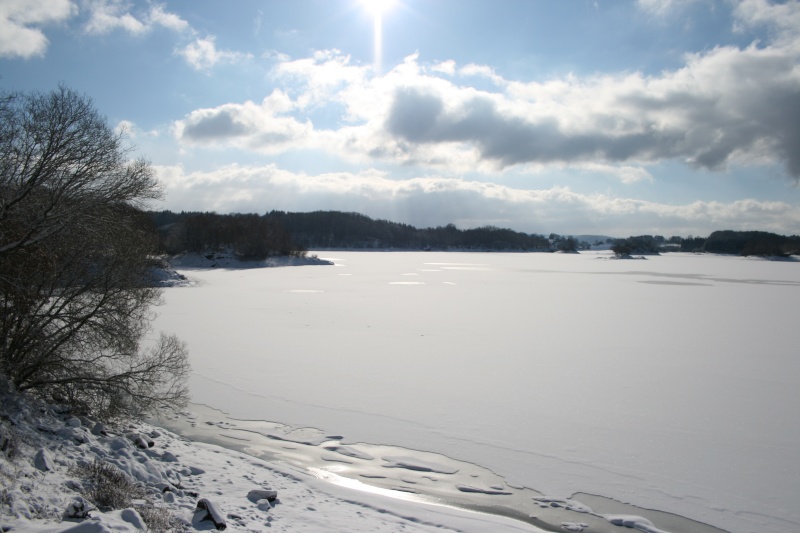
[138,502,186,532]
[72,459,145,510]
[0,423,19,459]
[0,487,10,509]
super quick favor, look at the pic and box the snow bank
[0,380,547,532]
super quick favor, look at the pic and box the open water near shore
[151,251,800,533]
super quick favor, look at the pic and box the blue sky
[3,0,800,237]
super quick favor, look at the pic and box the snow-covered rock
[64,497,95,519]
[247,488,278,503]
[33,448,54,472]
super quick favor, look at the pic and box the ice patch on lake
[605,515,668,533]
[382,456,459,474]
[456,484,511,495]
[287,289,324,293]
[324,445,375,460]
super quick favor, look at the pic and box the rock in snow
[33,447,54,471]
[64,497,95,519]
[247,488,278,503]
[195,498,227,530]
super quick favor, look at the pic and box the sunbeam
[361,0,395,74]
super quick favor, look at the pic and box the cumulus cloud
[0,0,74,58]
[176,36,252,70]
[274,50,369,110]
[459,63,506,85]
[173,8,800,180]
[431,60,456,75]
[154,163,800,235]
[384,40,800,175]
[174,90,311,150]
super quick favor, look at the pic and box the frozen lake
[153,251,800,533]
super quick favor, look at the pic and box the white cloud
[83,0,189,35]
[274,49,370,112]
[83,0,145,34]
[732,0,800,42]
[459,63,506,86]
[431,60,456,75]
[0,0,74,59]
[176,36,252,70]
[148,4,190,33]
[172,18,800,180]
[578,163,655,184]
[174,90,311,150]
[154,163,800,235]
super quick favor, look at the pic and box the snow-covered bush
[72,459,146,511]
[137,503,187,532]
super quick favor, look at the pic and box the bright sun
[362,0,395,15]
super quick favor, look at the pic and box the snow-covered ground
[148,251,800,533]
[0,379,549,532]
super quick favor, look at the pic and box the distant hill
[268,210,551,251]
[150,210,553,255]
[571,234,616,250]
[571,234,616,243]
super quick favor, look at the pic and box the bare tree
[0,86,189,418]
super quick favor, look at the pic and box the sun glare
[361,0,396,74]
[362,0,395,15]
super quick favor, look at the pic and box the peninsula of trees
[611,231,800,257]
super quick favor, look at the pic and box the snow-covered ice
[146,250,800,533]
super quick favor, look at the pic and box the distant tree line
[611,231,800,257]
[150,208,800,258]
[150,211,305,259]
[267,210,553,251]
[150,210,556,253]
[704,230,800,256]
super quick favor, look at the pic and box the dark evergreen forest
[611,231,800,256]
[150,210,800,259]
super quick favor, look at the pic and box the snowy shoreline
[0,383,550,532]
[0,385,728,533]
[151,402,730,533]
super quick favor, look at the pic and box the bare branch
[1,86,189,419]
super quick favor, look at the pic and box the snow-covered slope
[0,380,546,532]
